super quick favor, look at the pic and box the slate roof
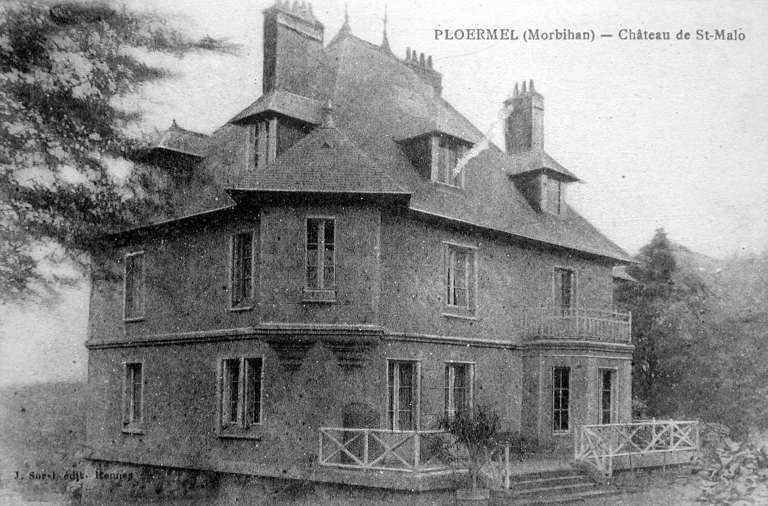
[140,23,631,263]
[229,121,407,195]
[230,90,324,125]
[150,121,209,157]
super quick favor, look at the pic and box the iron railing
[521,307,632,343]
[575,420,700,476]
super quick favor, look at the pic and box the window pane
[324,220,334,245]
[246,358,262,426]
[125,254,144,318]
[226,360,240,424]
[127,363,142,423]
[307,219,319,244]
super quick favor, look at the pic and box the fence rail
[575,420,700,476]
[318,428,452,473]
[521,307,632,343]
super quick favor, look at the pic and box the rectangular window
[123,362,143,430]
[553,367,570,433]
[124,252,145,320]
[599,369,616,425]
[445,363,473,419]
[305,218,335,301]
[387,360,419,430]
[220,357,263,435]
[546,177,562,215]
[435,136,465,187]
[445,244,476,316]
[231,232,254,308]
[254,120,274,169]
[554,267,576,312]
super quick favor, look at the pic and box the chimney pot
[522,81,527,93]
[419,53,425,66]
[513,83,519,97]
[505,79,544,154]
[427,55,433,68]
[529,79,535,92]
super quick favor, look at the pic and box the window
[545,176,562,215]
[387,360,419,430]
[253,119,275,169]
[123,362,143,431]
[599,369,617,425]
[554,267,576,313]
[231,232,254,308]
[445,363,473,418]
[445,244,476,316]
[124,252,145,320]
[435,136,465,187]
[553,367,570,433]
[220,357,263,436]
[305,218,335,301]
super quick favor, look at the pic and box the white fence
[318,428,452,472]
[575,420,700,476]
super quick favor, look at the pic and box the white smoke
[453,100,516,177]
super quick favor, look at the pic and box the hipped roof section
[130,20,631,263]
[149,120,209,157]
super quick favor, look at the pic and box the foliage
[696,438,768,505]
[0,1,235,303]
[616,230,768,439]
[437,403,501,490]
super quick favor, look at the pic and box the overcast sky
[1,0,767,385]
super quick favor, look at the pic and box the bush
[696,438,768,505]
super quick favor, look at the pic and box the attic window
[544,176,563,215]
[435,136,466,188]
[252,116,314,169]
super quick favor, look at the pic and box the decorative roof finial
[344,3,349,23]
[381,5,391,52]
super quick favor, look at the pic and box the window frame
[598,368,618,425]
[553,266,577,313]
[252,118,277,169]
[545,176,563,215]
[443,242,478,319]
[432,135,467,189]
[553,366,571,434]
[123,251,146,322]
[230,230,255,311]
[386,359,421,431]
[303,216,336,303]
[122,360,145,434]
[444,361,474,419]
[218,355,265,439]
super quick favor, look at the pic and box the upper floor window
[231,232,254,309]
[554,267,576,312]
[123,362,144,433]
[435,136,466,188]
[388,360,419,431]
[444,243,477,317]
[124,252,145,321]
[304,217,335,302]
[445,362,473,419]
[220,356,264,438]
[253,119,274,169]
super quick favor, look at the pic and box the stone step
[495,487,619,506]
[500,481,598,498]
[511,474,591,490]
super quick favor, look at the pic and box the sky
[1,0,767,385]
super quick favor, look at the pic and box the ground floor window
[445,362,473,418]
[553,366,570,433]
[220,357,263,435]
[123,362,143,432]
[599,369,617,424]
[388,360,419,430]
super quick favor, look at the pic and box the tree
[0,1,235,303]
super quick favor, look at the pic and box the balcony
[520,307,632,344]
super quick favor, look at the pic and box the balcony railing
[575,420,700,476]
[520,307,632,344]
[318,428,452,473]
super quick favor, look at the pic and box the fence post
[504,444,510,490]
[318,429,324,465]
[414,432,421,470]
[363,430,369,466]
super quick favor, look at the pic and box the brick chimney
[504,80,543,154]
[404,48,443,96]
[262,0,325,99]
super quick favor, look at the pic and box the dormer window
[435,136,466,188]
[252,115,314,169]
[544,176,562,215]
[398,133,471,188]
